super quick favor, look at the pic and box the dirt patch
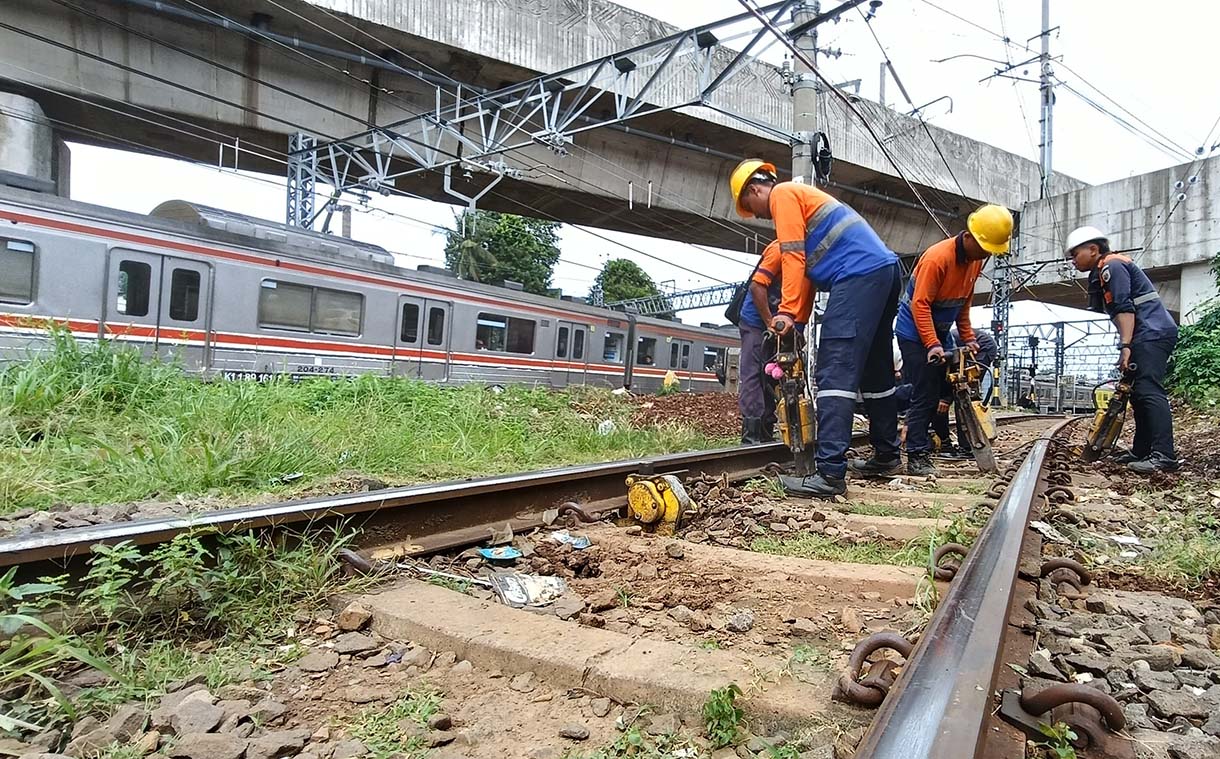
[1094,569,1220,604]
[631,392,740,439]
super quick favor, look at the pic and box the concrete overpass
[0,0,1078,257]
[974,155,1220,323]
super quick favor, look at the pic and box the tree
[443,210,561,295]
[594,259,658,303]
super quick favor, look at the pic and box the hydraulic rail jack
[1080,363,1138,462]
[941,347,998,473]
[770,329,817,477]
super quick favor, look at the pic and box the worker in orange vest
[885,205,1012,477]
[729,159,901,497]
[1066,226,1180,472]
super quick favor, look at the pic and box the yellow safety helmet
[966,204,1014,255]
[729,159,777,218]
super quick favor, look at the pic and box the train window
[0,239,35,304]
[313,288,363,336]
[117,260,152,317]
[427,307,445,346]
[258,280,312,332]
[572,329,585,360]
[556,326,569,359]
[400,303,420,344]
[168,268,200,322]
[703,347,724,371]
[637,337,657,366]
[476,312,536,354]
[603,332,624,363]
[669,343,679,368]
[681,343,691,370]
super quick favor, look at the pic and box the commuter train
[0,186,736,392]
[1014,371,1109,412]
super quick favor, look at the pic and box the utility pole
[1037,0,1054,197]
[790,1,821,185]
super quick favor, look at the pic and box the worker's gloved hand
[1119,346,1133,373]
[771,314,795,336]
[926,345,946,364]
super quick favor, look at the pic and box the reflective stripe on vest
[1133,291,1160,305]
[804,200,865,268]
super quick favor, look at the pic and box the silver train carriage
[0,186,737,392]
[1014,372,1101,412]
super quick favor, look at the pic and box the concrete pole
[790,2,820,185]
[1037,0,1053,197]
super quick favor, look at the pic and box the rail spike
[833,631,914,708]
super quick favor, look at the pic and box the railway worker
[734,241,791,443]
[729,159,901,498]
[890,204,1012,477]
[1065,226,1180,473]
[931,327,998,458]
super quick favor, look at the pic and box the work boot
[1127,452,1182,474]
[741,417,765,445]
[1110,449,1141,465]
[848,455,903,478]
[907,453,938,477]
[778,472,847,498]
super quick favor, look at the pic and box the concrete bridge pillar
[0,92,69,196]
[1179,260,1218,325]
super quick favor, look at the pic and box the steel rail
[0,442,790,568]
[854,416,1080,759]
[0,412,1057,570]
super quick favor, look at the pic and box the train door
[394,296,424,378]
[420,299,452,382]
[554,320,589,386]
[104,250,163,358]
[157,257,212,368]
[673,339,693,387]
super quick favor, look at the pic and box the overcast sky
[67,0,1218,333]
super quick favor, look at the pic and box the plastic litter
[1029,521,1070,544]
[486,572,569,608]
[478,546,523,561]
[549,530,592,550]
[597,419,617,435]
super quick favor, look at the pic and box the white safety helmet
[1064,226,1109,255]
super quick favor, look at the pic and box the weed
[1035,721,1078,759]
[91,745,148,759]
[0,332,731,514]
[1140,515,1220,582]
[702,684,744,749]
[766,745,804,759]
[616,586,634,609]
[427,575,472,594]
[335,689,441,759]
[743,476,786,499]
[568,724,697,759]
[789,644,831,670]
[698,638,721,650]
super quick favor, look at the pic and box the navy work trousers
[1129,336,1177,459]
[814,263,902,479]
[899,334,949,456]
[738,324,775,421]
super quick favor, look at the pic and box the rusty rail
[854,416,1080,759]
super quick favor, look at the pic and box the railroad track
[9,412,1140,759]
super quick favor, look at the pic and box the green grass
[0,330,730,513]
[335,690,442,759]
[3,527,365,732]
[750,515,975,568]
[1139,515,1220,583]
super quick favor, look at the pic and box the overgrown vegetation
[0,528,364,732]
[750,513,974,568]
[0,330,728,514]
[1169,252,1220,403]
[568,724,697,759]
[1035,721,1078,759]
[335,690,441,759]
[702,684,745,749]
[1140,514,1220,583]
